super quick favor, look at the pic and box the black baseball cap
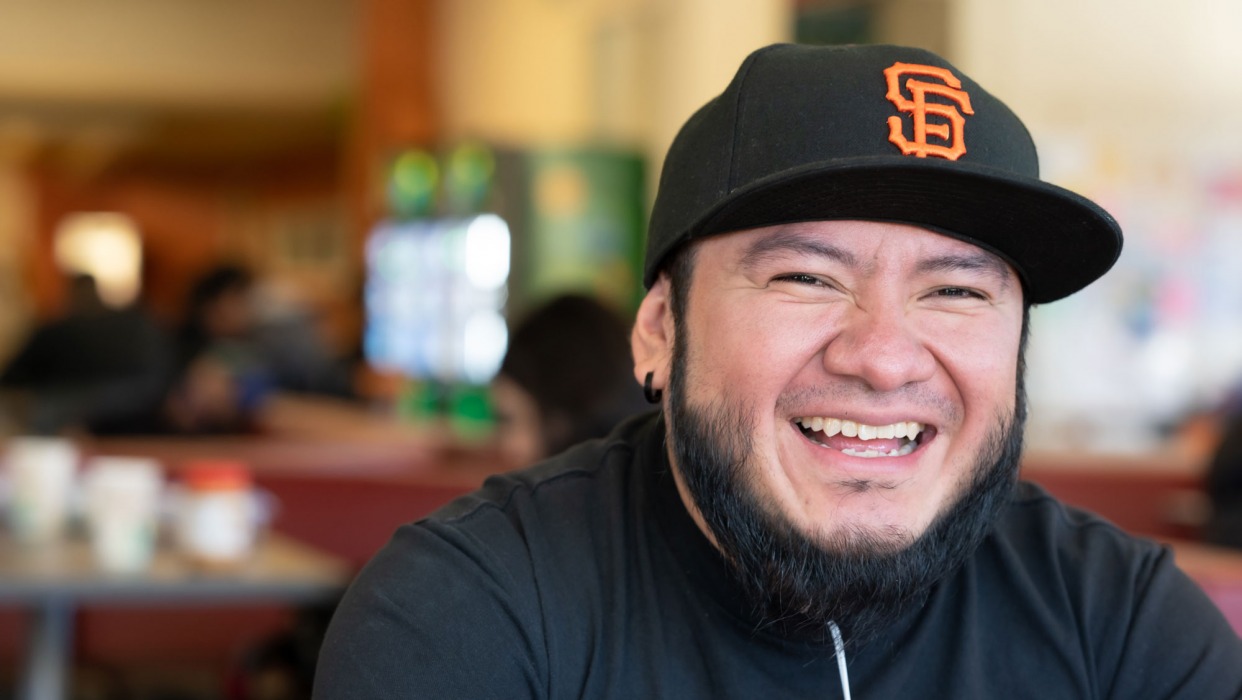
[644,43,1123,303]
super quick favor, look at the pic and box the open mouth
[795,416,929,458]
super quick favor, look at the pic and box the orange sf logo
[884,62,974,161]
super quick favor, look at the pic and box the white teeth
[796,417,926,443]
[840,442,918,459]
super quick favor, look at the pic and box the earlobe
[631,276,675,394]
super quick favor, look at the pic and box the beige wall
[639,0,794,181]
[951,0,1242,144]
[0,0,357,108]
[436,0,793,196]
[436,0,603,146]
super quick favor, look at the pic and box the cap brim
[666,156,1122,304]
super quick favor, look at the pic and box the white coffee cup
[82,456,164,574]
[4,436,79,545]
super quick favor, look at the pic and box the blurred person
[163,263,357,434]
[491,294,648,466]
[1204,408,1242,548]
[315,45,1242,698]
[250,280,356,399]
[163,263,269,434]
[0,272,174,435]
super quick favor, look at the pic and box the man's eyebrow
[739,230,859,271]
[738,229,1015,289]
[915,252,1015,289]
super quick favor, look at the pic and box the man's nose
[821,307,936,393]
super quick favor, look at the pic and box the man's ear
[631,275,676,393]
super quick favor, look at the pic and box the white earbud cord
[828,620,852,700]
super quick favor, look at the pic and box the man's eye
[775,273,825,286]
[933,287,986,300]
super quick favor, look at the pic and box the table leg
[19,598,74,700]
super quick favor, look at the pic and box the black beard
[666,344,1027,647]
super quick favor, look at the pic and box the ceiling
[0,0,360,170]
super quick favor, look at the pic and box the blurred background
[0,0,1234,444]
[1,0,1242,698]
[0,0,1240,449]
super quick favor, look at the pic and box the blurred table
[0,531,350,700]
[77,392,509,484]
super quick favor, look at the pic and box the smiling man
[315,44,1242,699]
[640,219,1030,648]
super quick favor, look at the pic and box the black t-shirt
[314,413,1242,699]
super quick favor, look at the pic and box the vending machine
[362,142,645,435]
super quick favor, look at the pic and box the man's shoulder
[970,482,1242,698]
[425,411,661,529]
[952,481,1181,662]
[986,480,1168,587]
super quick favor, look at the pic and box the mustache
[773,381,963,426]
